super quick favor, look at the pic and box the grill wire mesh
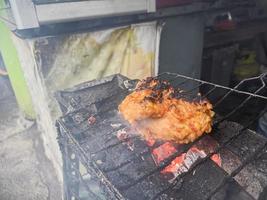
[150,72,267,199]
[57,73,267,200]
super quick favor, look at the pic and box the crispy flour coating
[119,78,214,144]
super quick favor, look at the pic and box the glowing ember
[146,138,156,147]
[88,116,96,125]
[152,142,177,164]
[211,154,222,167]
[116,127,221,181]
[150,137,222,181]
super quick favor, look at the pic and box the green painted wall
[0,0,35,119]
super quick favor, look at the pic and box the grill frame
[56,73,267,200]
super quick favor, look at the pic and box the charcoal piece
[234,146,267,199]
[219,148,242,174]
[92,142,148,172]
[212,121,243,144]
[106,154,156,189]
[96,141,150,172]
[123,173,171,200]
[211,179,254,200]
[226,130,266,161]
[166,159,227,200]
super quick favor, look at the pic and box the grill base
[56,74,267,200]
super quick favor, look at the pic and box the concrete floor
[0,94,61,199]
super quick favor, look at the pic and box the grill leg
[258,111,267,137]
[62,142,80,200]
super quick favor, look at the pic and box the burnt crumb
[137,77,203,104]
[144,96,157,103]
[137,77,174,90]
[168,88,184,99]
[88,116,96,125]
[136,77,158,91]
[143,90,165,103]
[169,92,175,99]
[136,77,171,91]
[151,93,158,98]
[168,92,176,99]
[145,77,154,83]
[169,91,180,99]
[152,81,170,91]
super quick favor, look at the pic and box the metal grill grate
[57,73,267,200]
[151,72,267,199]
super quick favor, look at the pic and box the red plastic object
[156,0,193,8]
[214,20,236,31]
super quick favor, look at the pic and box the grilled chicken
[119,77,214,144]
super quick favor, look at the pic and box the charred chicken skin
[118,77,214,144]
